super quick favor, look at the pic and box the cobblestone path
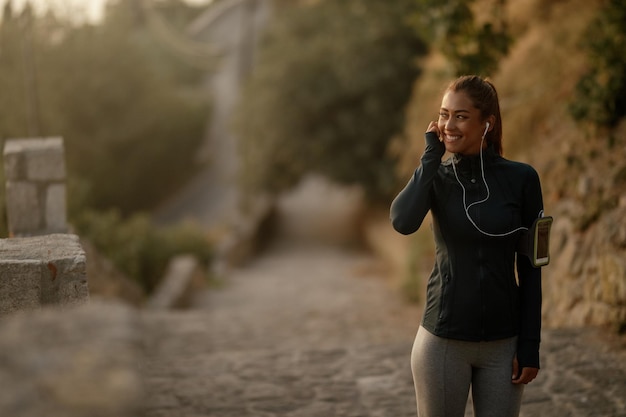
[139,240,626,417]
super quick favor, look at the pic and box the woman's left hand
[512,356,539,384]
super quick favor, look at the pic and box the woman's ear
[487,115,496,131]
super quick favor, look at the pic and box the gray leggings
[411,326,524,417]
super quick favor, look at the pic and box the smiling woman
[391,75,546,417]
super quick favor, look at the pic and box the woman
[390,75,543,417]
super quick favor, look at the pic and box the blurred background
[0,0,624,332]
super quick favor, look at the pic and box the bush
[411,0,512,77]
[569,0,626,128]
[74,210,213,293]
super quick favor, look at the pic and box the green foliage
[73,209,213,293]
[569,0,626,128]
[0,0,209,217]
[412,0,511,76]
[234,0,425,202]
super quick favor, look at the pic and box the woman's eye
[438,113,448,119]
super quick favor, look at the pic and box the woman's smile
[443,134,462,143]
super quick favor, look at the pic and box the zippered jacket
[390,131,543,369]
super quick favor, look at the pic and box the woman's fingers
[512,367,539,384]
[426,121,440,137]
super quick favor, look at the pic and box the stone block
[0,260,43,315]
[0,234,89,309]
[2,145,24,180]
[4,181,41,234]
[40,252,89,307]
[45,183,67,232]
[3,137,65,181]
[0,301,143,417]
[146,255,206,309]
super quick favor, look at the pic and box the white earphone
[482,122,490,138]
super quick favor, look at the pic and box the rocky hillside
[374,0,626,331]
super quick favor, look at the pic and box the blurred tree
[412,0,511,76]
[0,1,39,136]
[0,0,210,216]
[0,1,41,237]
[569,0,626,129]
[234,0,426,202]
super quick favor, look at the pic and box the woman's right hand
[425,121,445,156]
[426,121,441,137]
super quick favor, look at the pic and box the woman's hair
[447,75,503,155]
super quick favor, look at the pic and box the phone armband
[517,216,553,268]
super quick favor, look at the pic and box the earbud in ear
[482,122,490,138]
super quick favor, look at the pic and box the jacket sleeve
[390,132,445,235]
[515,166,544,369]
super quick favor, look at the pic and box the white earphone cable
[451,126,528,237]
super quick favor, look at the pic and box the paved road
[139,240,626,417]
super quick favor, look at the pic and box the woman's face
[437,90,489,156]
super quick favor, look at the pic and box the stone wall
[0,137,141,416]
[542,200,626,330]
[530,116,626,331]
[0,133,189,416]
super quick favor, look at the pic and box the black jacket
[390,132,543,369]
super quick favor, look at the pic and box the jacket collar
[444,145,498,169]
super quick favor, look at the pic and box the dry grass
[395,0,600,179]
[495,0,597,160]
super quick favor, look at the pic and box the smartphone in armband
[533,216,553,266]
[517,216,554,268]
